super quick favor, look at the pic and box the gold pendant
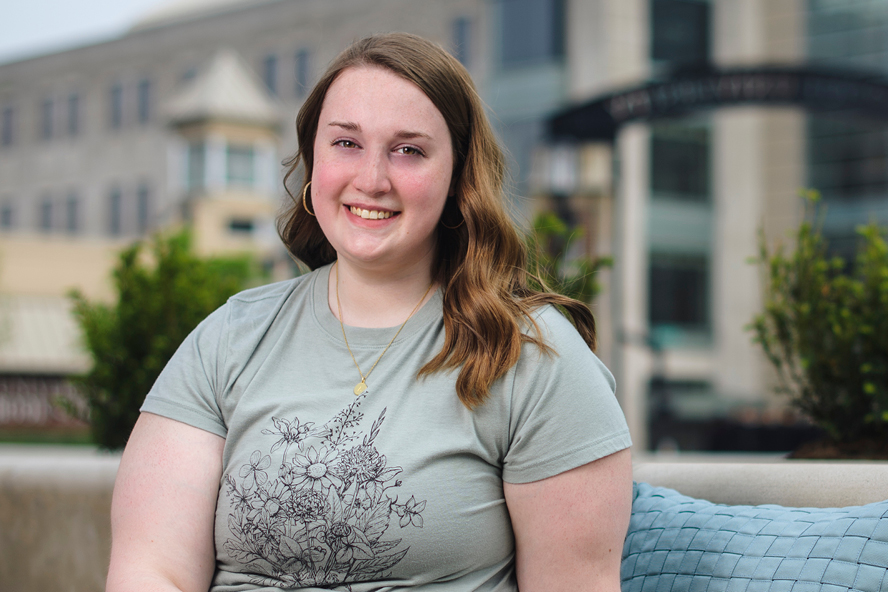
[353,380,367,396]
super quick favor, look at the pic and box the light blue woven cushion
[622,482,888,592]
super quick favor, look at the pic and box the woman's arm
[503,448,633,592]
[106,412,225,592]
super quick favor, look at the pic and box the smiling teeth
[350,206,393,220]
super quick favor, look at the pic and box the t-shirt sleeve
[501,306,632,484]
[140,303,230,438]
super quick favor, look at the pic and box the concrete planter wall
[0,448,118,592]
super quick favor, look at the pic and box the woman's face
[311,66,454,277]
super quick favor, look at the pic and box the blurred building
[0,0,487,429]
[1,0,885,449]
[536,0,888,451]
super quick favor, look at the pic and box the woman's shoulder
[517,303,613,381]
[184,269,323,371]
[226,268,319,313]
[525,303,589,348]
[195,268,322,338]
[228,275,305,305]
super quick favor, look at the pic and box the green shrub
[526,211,612,304]
[750,192,888,443]
[69,231,259,450]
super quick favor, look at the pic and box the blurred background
[0,0,882,453]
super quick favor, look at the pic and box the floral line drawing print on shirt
[223,393,427,589]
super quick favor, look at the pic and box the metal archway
[548,65,888,142]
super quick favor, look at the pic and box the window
[187,142,206,190]
[295,49,311,97]
[227,144,254,187]
[39,195,53,232]
[41,97,53,140]
[0,201,14,229]
[1,107,13,146]
[452,17,472,66]
[650,123,710,202]
[110,83,123,128]
[108,187,122,236]
[499,0,565,68]
[649,252,710,337]
[137,183,150,233]
[263,54,278,95]
[67,93,79,136]
[137,79,151,124]
[229,218,254,234]
[651,0,710,67]
[807,3,888,73]
[65,192,78,233]
[807,115,888,201]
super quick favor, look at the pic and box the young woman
[107,33,632,592]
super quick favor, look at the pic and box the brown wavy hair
[278,32,597,408]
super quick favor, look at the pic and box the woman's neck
[328,259,437,329]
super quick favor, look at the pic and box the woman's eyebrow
[326,121,432,141]
[328,121,359,132]
[394,130,432,140]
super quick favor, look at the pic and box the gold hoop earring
[302,182,315,217]
[441,218,464,230]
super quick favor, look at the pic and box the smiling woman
[107,32,633,592]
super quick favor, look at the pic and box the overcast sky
[0,0,168,64]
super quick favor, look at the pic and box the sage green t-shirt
[142,263,632,591]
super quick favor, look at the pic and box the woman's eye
[334,139,358,148]
[396,146,423,156]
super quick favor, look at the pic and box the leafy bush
[750,192,888,443]
[526,211,612,303]
[70,231,258,449]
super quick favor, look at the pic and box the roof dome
[164,48,282,127]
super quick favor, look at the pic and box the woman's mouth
[349,206,396,220]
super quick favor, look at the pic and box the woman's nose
[352,151,392,196]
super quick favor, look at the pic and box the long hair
[278,33,596,408]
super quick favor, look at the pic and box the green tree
[750,191,888,444]
[70,231,259,449]
[526,211,612,303]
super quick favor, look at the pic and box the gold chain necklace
[335,262,434,396]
